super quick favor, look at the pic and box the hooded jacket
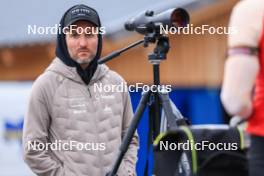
[23,58,139,176]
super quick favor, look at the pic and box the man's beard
[74,54,95,65]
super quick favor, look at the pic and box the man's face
[65,20,98,67]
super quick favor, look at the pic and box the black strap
[228,47,259,56]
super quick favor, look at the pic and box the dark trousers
[248,135,264,176]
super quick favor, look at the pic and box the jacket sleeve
[118,86,139,176]
[22,78,64,176]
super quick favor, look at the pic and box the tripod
[99,33,188,176]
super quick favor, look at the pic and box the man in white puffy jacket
[23,4,138,176]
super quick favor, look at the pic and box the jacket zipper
[87,84,104,175]
[87,86,92,98]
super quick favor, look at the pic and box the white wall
[0,82,35,176]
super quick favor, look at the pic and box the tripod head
[98,33,170,65]
[144,34,170,65]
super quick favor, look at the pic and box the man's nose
[79,35,88,47]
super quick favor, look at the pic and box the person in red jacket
[221,0,264,175]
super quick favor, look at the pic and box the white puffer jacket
[23,58,138,176]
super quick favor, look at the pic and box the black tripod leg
[144,96,155,176]
[108,90,151,176]
[153,92,161,138]
[158,91,187,129]
[153,65,161,138]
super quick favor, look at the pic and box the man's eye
[71,32,79,37]
[85,33,94,37]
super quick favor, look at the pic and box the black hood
[55,4,102,85]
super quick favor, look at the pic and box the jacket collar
[46,58,109,85]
